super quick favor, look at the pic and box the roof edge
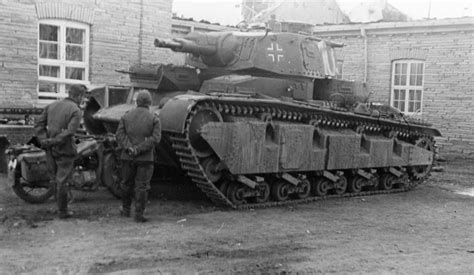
[312,17,474,35]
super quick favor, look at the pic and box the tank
[84,30,441,209]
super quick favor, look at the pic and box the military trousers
[45,151,75,214]
[120,160,153,193]
[120,160,153,214]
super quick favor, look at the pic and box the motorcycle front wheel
[11,165,55,203]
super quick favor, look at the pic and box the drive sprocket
[408,137,435,180]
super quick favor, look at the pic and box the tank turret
[156,31,365,104]
[155,32,240,67]
[155,31,342,79]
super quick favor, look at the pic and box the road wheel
[227,182,246,205]
[312,178,330,197]
[379,174,395,190]
[348,176,365,193]
[271,180,290,201]
[333,175,347,195]
[252,181,270,203]
[295,179,311,199]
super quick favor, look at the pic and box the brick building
[1,1,473,157]
[313,17,474,155]
[1,0,173,108]
[0,0,173,153]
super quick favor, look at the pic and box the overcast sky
[173,0,473,25]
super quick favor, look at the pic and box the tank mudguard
[159,94,207,134]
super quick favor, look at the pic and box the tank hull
[158,93,439,208]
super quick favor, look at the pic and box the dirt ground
[1,156,473,274]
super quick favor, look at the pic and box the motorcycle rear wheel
[102,152,122,199]
[11,166,55,203]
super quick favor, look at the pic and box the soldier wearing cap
[116,90,161,222]
[35,84,86,219]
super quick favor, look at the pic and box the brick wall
[0,126,35,146]
[0,0,38,107]
[313,18,474,155]
[90,0,173,85]
[0,0,172,108]
[0,126,35,174]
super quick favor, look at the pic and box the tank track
[168,96,434,209]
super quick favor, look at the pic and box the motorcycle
[6,135,122,203]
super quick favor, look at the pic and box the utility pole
[427,0,432,19]
[241,0,258,21]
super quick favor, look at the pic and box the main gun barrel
[155,32,241,67]
[154,38,183,51]
[154,37,216,56]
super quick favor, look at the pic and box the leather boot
[134,190,148,223]
[119,206,131,217]
[120,187,132,217]
[58,193,73,219]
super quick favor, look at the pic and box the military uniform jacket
[116,106,161,162]
[34,98,82,157]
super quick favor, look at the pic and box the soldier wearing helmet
[116,90,161,222]
[35,84,87,219]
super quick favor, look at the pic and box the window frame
[37,19,90,102]
[390,59,425,115]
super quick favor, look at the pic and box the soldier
[266,14,281,32]
[116,90,161,222]
[35,84,87,219]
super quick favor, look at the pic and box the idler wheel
[252,181,270,203]
[188,107,223,157]
[227,182,246,205]
[271,180,290,201]
[379,174,395,190]
[348,176,365,193]
[408,137,435,180]
[332,176,347,195]
[312,178,330,197]
[295,179,311,199]
[201,156,222,183]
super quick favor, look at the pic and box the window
[390,60,424,114]
[38,20,89,100]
